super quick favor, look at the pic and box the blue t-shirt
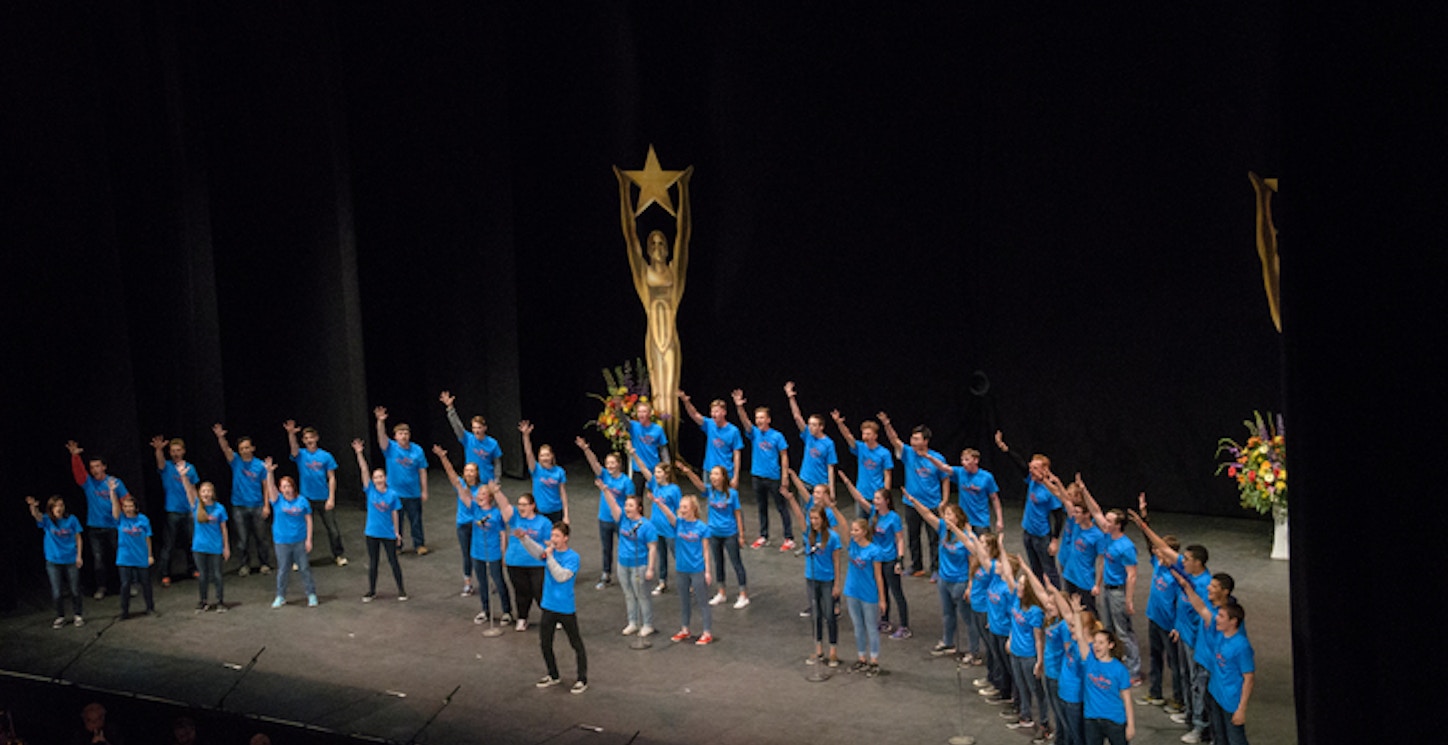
[700,419,743,476]
[1101,534,1138,586]
[291,448,338,502]
[470,504,504,561]
[1175,564,1213,649]
[192,502,228,554]
[1063,522,1107,589]
[705,487,741,537]
[596,471,635,524]
[505,513,552,568]
[900,448,948,508]
[869,507,902,561]
[541,547,580,614]
[799,431,838,486]
[951,466,999,528]
[1059,625,1086,703]
[1022,478,1062,537]
[844,541,882,602]
[1057,519,1078,577]
[1083,653,1131,723]
[160,460,199,514]
[628,420,668,473]
[364,484,401,539]
[1044,618,1069,680]
[1008,594,1045,658]
[229,456,266,508]
[673,519,709,574]
[1194,598,1224,669]
[938,523,972,583]
[459,433,502,482]
[38,515,82,565]
[969,561,993,611]
[617,515,658,567]
[648,480,681,539]
[116,513,152,568]
[272,495,311,545]
[747,427,788,479]
[81,476,126,529]
[531,463,567,514]
[382,440,427,498]
[986,565,1013,634]
[1146,555,1180,629]
[851,442,893,497]
[1204,625,1255,713]
[455,478,486,525]
[803,529,841,582]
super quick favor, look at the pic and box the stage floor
[0,465,1296,745]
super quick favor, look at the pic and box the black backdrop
[8,2,1442,741]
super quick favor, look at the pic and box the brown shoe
[416,546,430,556]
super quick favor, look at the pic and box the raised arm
[901,489,942,531]
[780,483,807,534]
[1170,563,1213,624]
[351,439,370,489]
[677,389,704,426]
[1077,474,1110,530]
[67,441,87,486]
[994,429,1031,477]
[784,381,807,432]
[838,472,871,512]
[575,437,603,476]
[830,410,858,451]
[519,420,538,473]
[675,461,706,492]
[262,458,279,517]
[26,495,44,522]
[212,423,235,463]
[373,406,390,454]
[489,483,515,523]
[109,478,123,520]
[431,445,469,506]
[179,463,199,513]
[441,390,467,441]
[623,441,651,476]
[651,494,677,526]
[1127,509,1180,565]
[1068,593,1091,659]
[596,478,623,522]
[877,411,904,457]
[731,389,754,436]
[284,420,301,458]
[150,435,168,471]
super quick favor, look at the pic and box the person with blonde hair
[180,465,230,612]
[519,420,569,525]
[653,493,716,644]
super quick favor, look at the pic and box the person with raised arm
[517,422,568,524]
[997,551,1050,739]
[262,457,317,608]
[963,528,999,672]
[732,388,792,551]
[284,420,347,567]
[28,494,84,628]
[1068,594,1135,745]
[1172,563,1254,745]
[831,410,893,520]
[432,438,483,598]
[840,472,910,639]
[677,390,742,487]
[516,521,588,693]
[213,424,272,577]
[109,480,155,618]
[1075,477,1142,685]
[654,492,716,644]
[597,474,658,637]
[677,461,750,609]
[435,445,511,624]
[439,391,503,483]
[1133,493,1184,710]
[66,440,125,600]
[781,484,843,667]
[1026,566,1069,745]
[577,436,632,590]
[374,406,429,554]
[927,447,1003,534]
[1059,485,1107,615]
[493,482,550,632]
[879,412,950,579]
[151,434,199,587]
[626,398,669,497]
[841,515,887,677]
[902,490,977,662]
[981,532,1019,707]
[180,464,230,612]
[1048,578,1093,745]
[784,381,838,500]
[627,442,681,595]
[354,439,406,602]
[993,429,1066,589]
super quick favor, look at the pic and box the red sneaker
[671,630,692,643]
[694,632,715,645]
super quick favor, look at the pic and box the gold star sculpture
[622,145,685,217]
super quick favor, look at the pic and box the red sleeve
[71,453,87,486]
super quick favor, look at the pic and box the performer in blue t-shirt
[678,461,751,609]
[927,448,1002,533]
[374,406,429,554]
[27,494,84,628]
[353,439,407,601]
[67,440,125,600]
[517,522,588,694]
[496,484,552,632]
[653,494,717,645]
[628,444,682,596]
[434,445,513,624]
[440,390,505,482]
[732,389,793,550]
[262,457,318,608]
[599,477,658,636]
[519,420,570,525]
[625,399,669,496]
[784,381,838,496]
[880,412,951,578]
[180,465,230,612]
[109,485,155,618]
[1133,494,1185,710]
[781,485,844,667]
[842,519,886,676]
[151,434,199,586]
[1068,592,1136,745]
[577,437,635,590]
[213,423,273,576]
[831,411,894,521]
[839,472,911,639]
[285,420,348,566]
[1175,566,1255,745]
[677,390,743,486]
[994,429,1067,589]
[1078,478,1142,684]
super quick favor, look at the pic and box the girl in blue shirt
[520,420,569,524]
[840,473,910,639]
[263,459,317,608]
[679,463,749,609]
[1068,594,1135,745]
[629,445,681,596]
[435,446,512,625]
[436,444,484,598]
[843,519,886,676]
[353,439,406,601]
[181,466,230,612]
[577,437,633,590]
[110,484,155,618]
[27,494,84,628]
[783,486,844,667]
[600,480,658,636]
[653,494,716,645]
[495,484,552,632]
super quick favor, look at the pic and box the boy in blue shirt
[440,390,504,482]
[517,522,588,694]
[1175,567,1255,745]
[677,390,742,487]
[993,429,1066,589]
[928,448,1001,533]
[625,398,669,496]
[784,382,838,496]
[732,389,792,550]
[151,434,199,586]
[879,412,950,578]
[67,440,125,599]
[285,420,347,566]
[213,423,273,576]
[374,406,430,554]
[831,411,894,520]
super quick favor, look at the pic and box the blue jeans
[1011,653,1046,724]
[1084,718,1127,745]
[808,578,838,645]
[473,558,511,615]
[1148,619,1183,700]
[160,512,195,577]
[1181,642,1210,732]
[677,571,711,632]
[1099,585,1141,679]
[456,523,474,578]
[398,498,424,549]
[119,565,153,615]
[619,563,653,627]
[598,520,618,579]
[1208,689,1250,745]
[708,536,747,590]
[937,580,970,647]
[844,595,881,659]
[232,505,271,570]
[752,476,791,540]
[1023,530,1059,588]
[46,562,82,618]
[195,552,224,603]
[1059,699,1084,745]
[905,507,938,574]
[274,541,316,598]
[86,527,116,592]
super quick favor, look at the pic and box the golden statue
[1249,171,1281,332]
[614,145,694,451]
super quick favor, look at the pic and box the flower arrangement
[1215,411,1287,514]
[585,358,662,452]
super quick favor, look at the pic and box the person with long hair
[839,472,909,639]
[110,481,155,618]
[598,478,658,636]
[262,458,317,608]
[842,517,886,676]
[353,439,406,602]
[1001,551,1052,740]
[519,420,569,525]
[493,483,550,632]
[653,493,715,644]
[181,466,230,612]
[903,494,975,664]
[628,444,680,596]
[577,436,633,590]
[1048,580,1097,745]
[678,462,749,609]
[434,442,485,598]
[1070,592,1135,745]
[434,445,511,624]
[27,494,84,628]
[782,486,842,667]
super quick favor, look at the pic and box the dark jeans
[160,512,196,577]
[541,510,563,526]
[655,536,670,583]
[598,520,617,579]
[1084,718,1127,745]
[808,578,838,645]
[232,505,272,570]
[46,562,82,618]
[1011,653,1046,724]
[1064,578,1099,615]
[708,536,747,590]
[1148,619,1183,700]
[1044,676,1063,738]
[86,527,117,592]
[880,561,909,627]
[366,536,406,595]
[119,565,153,615]
[310,500,346,557]
[508,565,545,620]
[905,507,939,573]
[752,476,792,540]
[473,558,512,615]
[1024,530,1060,588]
[539,609,587,683]
[1208,689,1250,745]
[456,523,474,578]
[398,498,424,549]
[970,608,991,658]
[987,631,1014,699]
[1059,699,1084,745]
[195,551,224,603]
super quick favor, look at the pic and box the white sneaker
[652,581,666,596]
[515,619,528,632]
[621,623,639,635]
[708,592,727,606]
[639,625,655,637]
[536,676,561,688]
[733,594,750,609]
[1170,713,1190,724]
[474,612,490,624]
[1181,730,1203,744]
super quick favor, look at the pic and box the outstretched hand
[518,420,534,435]
[283,419,300,435]
[439,390,455,408]
[212,423,226,438]
[830,409,844,424]
[65,440,83,455]
[993,430,1008,452]
[731,389,745,406]
[783,381,796,398]
[351,439,365,453]
[373,406,388,422]
[149,435,168,450]
[574,436,589,450]
[263,457,277,472]
[432,444,447,457]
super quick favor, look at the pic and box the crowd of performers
[29,385,1255,743]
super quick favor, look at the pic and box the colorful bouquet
[1215,411,1287,513]
[585,358,662,452]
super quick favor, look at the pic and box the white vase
[1270,503,1289,560]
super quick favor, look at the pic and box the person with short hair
[831,411,894,522]
[732,389,792,551]
[27,494,84,628]
[213,424,272,576]
[440,390,504,482]
[677,390,743,487]
[151,434,199,586]
[783,381,838,501]
[1135,494,1185,710]
[66,440,124,599]
[993,429,1066,589]
[928,447,1002,534]
[625,398,669,498]
[284,420,347,566]
[1175,567,1254,745]
[518,522,588,694]
[879,412,951,578]
[374,407,429,554]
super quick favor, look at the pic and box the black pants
[880,561,909,627]
[509,565,546,620]
[905,508,939,574]
[540,609,587,683]
[366,536,405,595]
